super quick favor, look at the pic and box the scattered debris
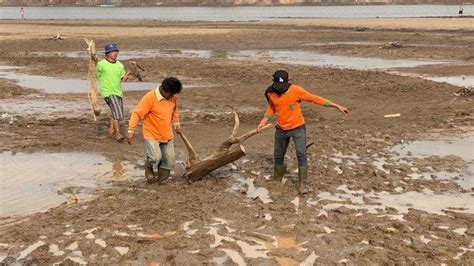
[381,42,402,49]
[220,248,245,266]
[420,235,431,244]
[113,231,130,237]
[384,113,401,118]
[453,228,467,236]
[65,242,78,251]
[94,239,107,248]
[18,241,46,260]
[49,34,66,40]
[453,86,473,97]
[114,246,129,256]
[291,197,300,212]
[264,213,272,221]
[48,244,64,256]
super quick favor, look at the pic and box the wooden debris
[84,39,101,120]
[129,61,145,82]
[49,34,65,40]
[381,42,403,49]
[178,112,272,182]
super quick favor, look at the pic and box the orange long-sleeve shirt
[265,84,330,131]
[128,88,179,142]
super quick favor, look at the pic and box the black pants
[274,125,307,166]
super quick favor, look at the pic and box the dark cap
[272,70,289,92]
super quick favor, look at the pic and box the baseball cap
[272,70,289,92]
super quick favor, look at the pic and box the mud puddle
[0,97,136,120]
[28,49,470,87]
[54,49,450,71]
[421,75,474,87]
[390,134,474,190]
[303,41,471,48]
[227,173,272,204]
[389,71,474,87]
[0,151,141,217]
[311,185,473,218]
[0,65,212,94]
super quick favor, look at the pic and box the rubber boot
[272,164,286,182]
[156,168,171,184]
[297,165,311,195]
[145,160,156,184]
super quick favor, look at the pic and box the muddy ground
[0,20,473,264]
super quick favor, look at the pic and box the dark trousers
[274,125,307,166]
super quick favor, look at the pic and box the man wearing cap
[97,43,129,142]
[257,70,349,195]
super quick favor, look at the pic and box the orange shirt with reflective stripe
[265,85,329,131]
[128,88,179,142]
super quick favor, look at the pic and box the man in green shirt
[97,43,129,142]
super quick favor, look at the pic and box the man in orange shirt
[257,70,349,195]
[126,77,182,184]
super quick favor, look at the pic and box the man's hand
[122,71,130,82]
[257,118,269,133]
[173,123,182,134]
[334,104,349,115]
[126,131,134,144]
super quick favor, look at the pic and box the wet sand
[0,19,473,264]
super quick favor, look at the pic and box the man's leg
[292,126,310,195]
[273,128,290,181]
[112,119,121,139]
[110,95,124,140]
[104,97,115,137]
[108,118,115,137]
[156,139,176,184]
[144,139,163,184]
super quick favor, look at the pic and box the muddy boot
[156,168,171,184]
[297,165,312,195]
[145,160,156,184]
[272,164,286,182]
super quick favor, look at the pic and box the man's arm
[120,63,130,82]
[96,63,102,79]
[126,93,153,142]
[172,97,181,134]
[297,87,349,115]
[257,101,275,132]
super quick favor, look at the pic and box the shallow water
[315,185,474,216]
[391,135,474,162]
[57,49,449,71]
[0,5,472,20]
[422,75,474,87]
[0,97,136,120]
[24,49,471,87]
[0,65,210,94]
[391,135,474,190]
[0,151,142,217]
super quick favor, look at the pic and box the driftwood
[129,61,145,82]
[48,34,65,40]
[84,39,101,120]
[178,112,272,182]
[381,42,402,49]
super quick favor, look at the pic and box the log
[178,111,272,182]
[184,144,246,181]
[84,39,101,120]
[129,61,145,82]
